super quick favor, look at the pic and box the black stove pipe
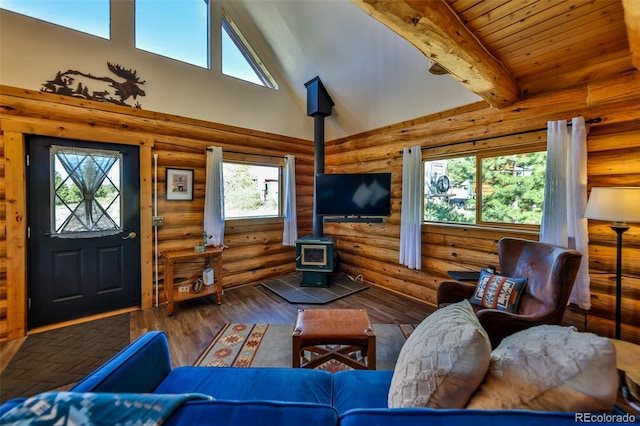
[305,76,334,238]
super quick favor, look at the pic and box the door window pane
[52,146,122,235]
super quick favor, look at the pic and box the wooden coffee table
[292,308,376,370]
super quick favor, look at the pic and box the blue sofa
[0,331,632,425]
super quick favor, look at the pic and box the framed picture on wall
[166,168,194,201]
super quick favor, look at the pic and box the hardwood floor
[2,281,635,413]
[0,279,433,373]
[130,281,434,367]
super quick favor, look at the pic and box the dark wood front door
[27,135,141,329]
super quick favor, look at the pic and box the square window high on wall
[135,0,210,68]
[1,0,110,39]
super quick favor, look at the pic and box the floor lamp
[584,187,640,340]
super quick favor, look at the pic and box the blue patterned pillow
[469,270,527,313]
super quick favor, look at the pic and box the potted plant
[195,231,210,253]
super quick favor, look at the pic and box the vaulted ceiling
[225,0,483,138]
[229,0,637,138]
[3,1,634,140]
[353,0,638,108]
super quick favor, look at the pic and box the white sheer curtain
[399,145,422,269]
[204,146,225,246]
[282,154,298,246]
[541,117,590,309]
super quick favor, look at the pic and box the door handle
[122,231,137,240]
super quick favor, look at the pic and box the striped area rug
[194,323,415,371]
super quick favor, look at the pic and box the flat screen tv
[315,173,392,216]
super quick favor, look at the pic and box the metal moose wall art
[41,62,146,108]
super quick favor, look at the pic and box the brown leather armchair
[436,237,583,348]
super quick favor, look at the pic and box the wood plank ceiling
[353,0,637,108]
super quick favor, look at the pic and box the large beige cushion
[467,325,618,412]
[388,299,491,408]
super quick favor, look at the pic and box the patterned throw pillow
[469,270,527,313]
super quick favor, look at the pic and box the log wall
[1,69,639,344]
[0,86,314,340]
[324,70,640,344]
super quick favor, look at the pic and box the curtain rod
[481,117,602,143]
[464,117,602,145]
[206,147,287,160]
[498,117,602,141]
[406,117,602,153]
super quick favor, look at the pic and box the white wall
[0,1,314,140]
[227,0,482,141]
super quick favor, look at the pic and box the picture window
[223,159,282,219]
[424,146,547,227]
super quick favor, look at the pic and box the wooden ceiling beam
[622,0,640,69]
[352,0,521,108]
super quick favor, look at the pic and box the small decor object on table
[166,168,194,201]
[195,231,211,253]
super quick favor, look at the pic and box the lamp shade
[584,187,640,223]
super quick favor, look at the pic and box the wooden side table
[447,270,481,282]
[161,245,224,316]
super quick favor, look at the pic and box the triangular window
[221,9,278,89]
